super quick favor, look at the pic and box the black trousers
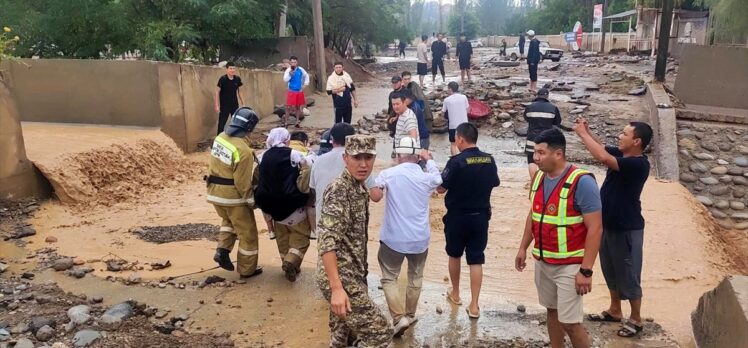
[335,106,353,124]
[431,58,445,76]
[217,110,232,135]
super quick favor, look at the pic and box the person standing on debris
[500,38,507,57]
[416,35,430,86]
[206,107,262,278]
[391,92,420,159]
[254,128,313,282]
[456,34,473,84]
[430,33,448,84]
[283,56,310,128]
[317,135,393,347]
[575,119,652,339]
[527,30,541,93]
[310,123,356,230]
[398,39,407,59]
[515,128,602,348]
[437,123,500,320]
[524,87,561,180]
[518,32,526,59]
[442,82,469,156]
[370,137,441,337]
[214,62,245,135]
[326,61,358,124]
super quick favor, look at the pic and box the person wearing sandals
[574,119,652,338]
[515,128,602,348]
[437,123,500,320]
[282,55,310,127]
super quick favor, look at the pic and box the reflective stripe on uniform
[525,111,556,119]
[207,195,250,205]
[238,248,259,256]
[288,248,303,257]
[214,136,241,164]
[532,247,584,259]
[219,226,234,232]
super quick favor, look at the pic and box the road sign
[593,4,603,29]
[565,32,576,43]
[571,21,583,51]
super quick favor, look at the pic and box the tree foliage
[448,11,481,39]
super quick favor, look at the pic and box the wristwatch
[579,268,593,278]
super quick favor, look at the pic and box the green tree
[697,0,748,44]
[477,0,510,35]
[448,11,481,38]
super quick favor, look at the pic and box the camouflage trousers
[213,204,259,276]
[321,281,393,348]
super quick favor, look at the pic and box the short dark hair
[456,123,478,144]
[333,61,343,67]
[226,62,235,68]
[390,91,407,102]
[289,55,298,61]
[401,71,412,78]
[535,128,566,154]
[447,81,459,93]
[422,35,428,41]
[290,131,308,143]
[330,123,355,146]
[630,121,653,150]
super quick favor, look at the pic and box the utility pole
[311,0,326,90]
[600,0,608,53]
[438,0,443,33]
[278,0,288,37]
[654,0,673,82]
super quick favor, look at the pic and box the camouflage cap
[345,135,377,156]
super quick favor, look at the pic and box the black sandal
[617,320,643,337]
[586,311,622,322]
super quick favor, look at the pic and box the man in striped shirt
[524,88,561,180]
[391,92,420,152]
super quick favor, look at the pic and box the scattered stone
[711,209,728,219]
[36,325,56,341]
[10,226,36,239]
[72,330,101,347]
[150,260,171,270]
[696,196,713,206]
[731,202,746,210]
[154,323,176,335]
[737,145,748,155]
[128,273,142,284]
[204,275,225,285]
[514,124,528,137]
[735,157,748,167]
[699,177,719,185]
[689,163,708,173]
[100,301,134,329]
[171,313,190,324]
[695,153,715,160]
[680,174,698,183]
[0,262,7,273]
[266,297,274,303]
[68,269,87,279]
[570,109,584,115]
[91,296,103,304]
[0,328,9,341]
[11,322,30,334]
[14,338,35,348]
[735,222,748,230]
[502,121,513,128]
[46,236,59,243]
[155,310,169,319]
[67,305,92,325]
[436,306,443,314]
[497,112,511,120]
[30,317,56,334]
[547,64,561,71]
[627,85,647,96]
[105,261,122,272]
[530,320,541,325]
[710,186,730,196]
[517,304,526,313]
[610,75,624,82]
[73,258,85,266]
[585,84,600,91]
[52,258,74,272]
[215,299,223,305]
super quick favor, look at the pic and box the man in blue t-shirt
[436,123,500,319]
[574,118,653,338]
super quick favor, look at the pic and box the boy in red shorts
[283,56,310,127]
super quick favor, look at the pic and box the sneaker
[268,230,276,240]
[309,229,318,240]
[213,248,234,271]
[393,317,411,338]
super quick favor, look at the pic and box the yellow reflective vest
[206,133,256,207]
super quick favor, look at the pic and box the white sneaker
[393,317,411,338]
[268,230,276,240]
[309,229,318,240]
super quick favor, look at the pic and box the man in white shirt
[369,137,442,338]
[309,123,357,240]
[416,35,430,87]
[442,81,470,156]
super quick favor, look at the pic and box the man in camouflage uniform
[317,135,393,347]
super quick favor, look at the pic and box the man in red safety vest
[515,128,603,348]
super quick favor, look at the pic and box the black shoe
[213,248,234,271]
[282,261,298,282]
[239,266,264,279]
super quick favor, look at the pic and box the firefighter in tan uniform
[206,107,263,278]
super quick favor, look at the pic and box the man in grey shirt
[416,35,430,86]
[309,123,355,238]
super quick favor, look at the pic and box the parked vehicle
[505,41,563,62]
[469,39,483,48]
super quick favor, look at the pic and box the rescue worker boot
[282,261,298,282]
[213,248,234,271]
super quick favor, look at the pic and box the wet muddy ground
[2,47,740,347]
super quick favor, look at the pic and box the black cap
[537,88,549,98]
[391,76,402,83]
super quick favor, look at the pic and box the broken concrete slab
[691,276,748,348]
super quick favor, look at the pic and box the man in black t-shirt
[430,33,448,84]
[437,123,500,319]
[214,62,245,135]
[455,35,473,84]
[574,118,653,338]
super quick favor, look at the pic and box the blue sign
[564,32,576,43]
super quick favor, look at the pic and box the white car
[505,41,563,62]
[469,39,483,48]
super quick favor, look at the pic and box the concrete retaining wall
[646,82,680,181]
[673,45,748,110]
[6,59,313,152]
[692,276,748,348]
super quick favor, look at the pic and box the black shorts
[459,58,471,70]
[448,129,456,143]
[432,58,445,76]
[417,63,428,76]
[443,212,489,265]
[526,151,535,164]
[528,63,538,82]
[600,229,644,300]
